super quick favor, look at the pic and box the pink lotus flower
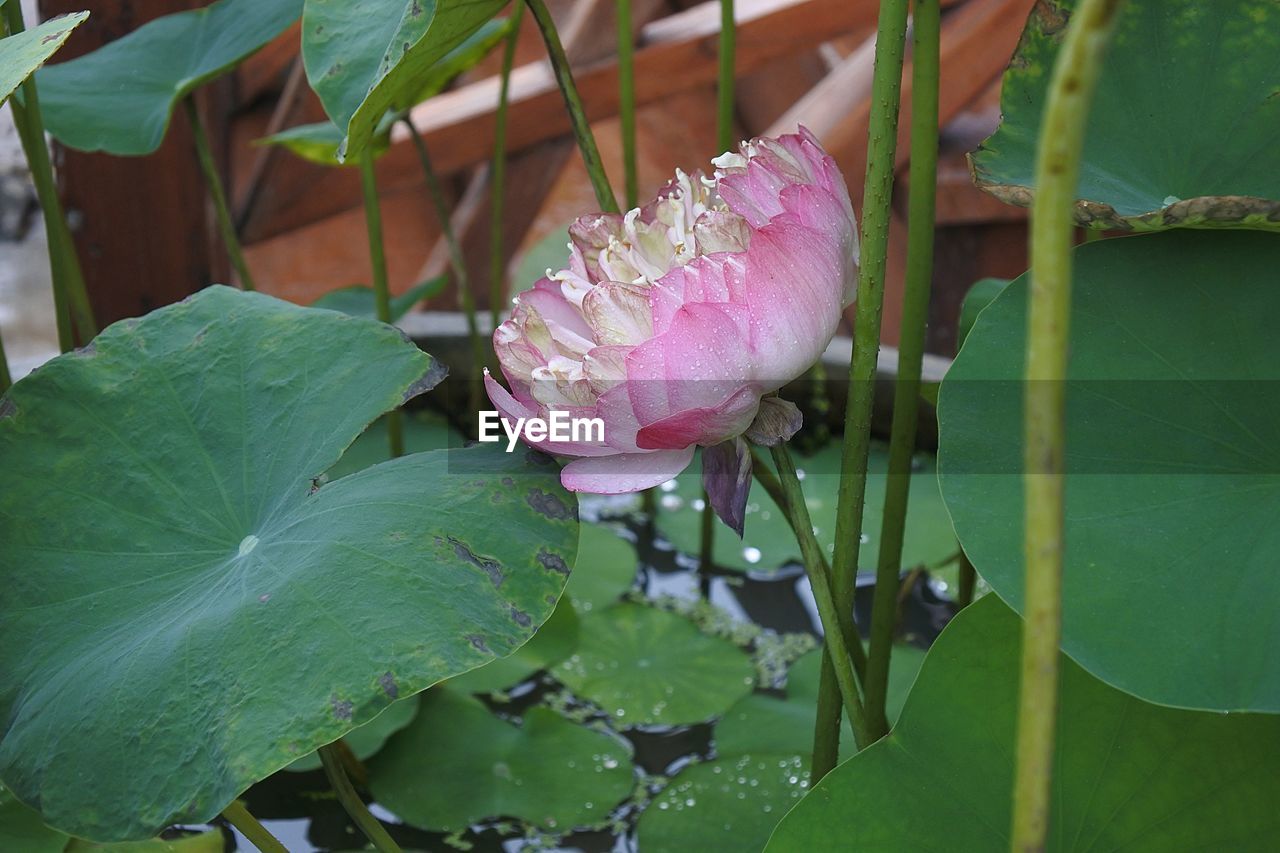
[485,128,858,532]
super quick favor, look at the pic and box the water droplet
[742,547,762,564]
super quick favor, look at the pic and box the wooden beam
[241,0,880,244]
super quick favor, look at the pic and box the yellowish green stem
[617,0,638,207]
[1014,1,1124,849]
[717,0,735,153]
[490,0,525,330]
[319,743,403,853]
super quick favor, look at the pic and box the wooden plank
[38,0,220,327]
[241,0,880,243]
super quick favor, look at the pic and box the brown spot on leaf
[450,537,504,587]
[510,606,532,627]
[379,672,399,699]
[330,696,353,721]
[468,634,491,654]
[402,359,449,404]
[527,489,574,521]
[537,548,570,575]
[0,399,14,421]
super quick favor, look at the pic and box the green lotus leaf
[0,11,87,106]
[285,695,418,772]
[368,688,634,832]
[553,603,756,726]
[973,0,1280,231]
[655,443,956,575]
[0,286,578,840]
[565,523,639,614]
[302,0,507,162]
[636,753,811,853]
[938,230,1280,712]
[37,0,301,155]
[765,596,1280,850]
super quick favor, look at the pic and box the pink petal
[634,385,761,450]
[560,447,696,494]
[483,372,615,457]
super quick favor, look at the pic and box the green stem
[0,327,12,395]
[4,2,96,350]
[1014,0,1123,848]
[490,0,525,330]
[525,0,619,213]
[770,443,870,750]
[814,0,911,776]
[221,799,287,853]
[183,97,255,292]
[359,153,405,458]
[957,550,976,608]
[717,0,735,152]
[750,449,867,677]
[863,0,941,742]
[698,485,714,598]
[403,117,485,416]
[319,743,404,853]
[617,0,638,207]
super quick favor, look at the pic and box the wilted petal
[744,396,803,446]
[702,436,753,537]
[693,210,750,254]
[582,281,654,346]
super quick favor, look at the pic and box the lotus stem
[815,0,910,777]
[3,1,96,350]
[617,0,638,207]
[771,443,870,751]
[403,117,485,417]
[525,0,619,213]
[319,743,404,853]
[1014,1,1124,849]
[183,97,256,292]
[0,328,12,395]
[863,0,941,742]
[358,152,405,458]
[490,0,524,330]
[221,799,287,853]
[717,0,735,153]
[698,484,714,598]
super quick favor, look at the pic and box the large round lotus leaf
[566,523,639,613]
[37,0,301,155]
[0,286,579,841]
[553,604,756,725]
[636,754,810,853]
[286,695,419,772]
[938,231,1280,712]
[972,0,1280,231]
[368,688,634,832]
[656,443,955,575]
[446,595,580,694]
[765,596,1280,851]
[0,11,87,106]
[715,645,924,760]
[302,0,507,161]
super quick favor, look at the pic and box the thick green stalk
[698,486,714,598]
[771,443,870,750]
[617,0,638,207]
[490,0,525,329]
[359,154,404,458]
[813,0,911,778]
[403,117,485,414]
[717,0,735,153]
[183,97,255,291]
[1014,1,1123,849]
[525,0,619,213]
[319,744,403,853]
[863,0,941,742]
[0,327,12,395]
[221,800,288,853]
[4,2,96,350]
